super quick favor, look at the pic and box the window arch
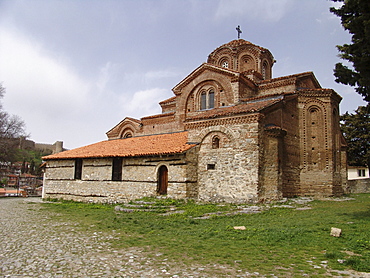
[120,127,134,139]
[212,136,220,149]
[262,62,268,79]
[306,106,325,170]
[239,55,255,72]
[200,89,215,110]
[219,57,230,68]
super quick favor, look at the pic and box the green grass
[42,194,370,276]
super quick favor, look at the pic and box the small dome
[207,39,275,80]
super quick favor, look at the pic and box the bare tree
[0,83,27,162]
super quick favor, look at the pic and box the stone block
[330,227,342,237]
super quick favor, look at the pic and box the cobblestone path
[1,198,369,278]
[0,198,259,277]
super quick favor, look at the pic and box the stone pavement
[1,198,369,278]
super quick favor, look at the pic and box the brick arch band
[301,100,329,170]
[118,123,140,139]
[194,126,238,147]
[185,80,225,113]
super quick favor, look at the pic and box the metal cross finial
[236,25,242,39]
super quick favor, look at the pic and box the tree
[340,105,370,168]
[330,0,370,102]
[0,84,27,162]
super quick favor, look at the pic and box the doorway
[157,165,168,195]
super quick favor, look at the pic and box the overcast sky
[0,0,367,149]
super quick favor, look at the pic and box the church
[42,39,347,203]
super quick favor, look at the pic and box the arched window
[200,89,215,110]
[124,133,132,138]
[306,106,325,170]
[209,90,214,109]
[262,63,267,79]
[219,57,230,68]
[212,136,220,149]
[201,91,207,110]
[239,55,254,72]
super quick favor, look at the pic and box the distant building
[348,166,369,180]
[0,139,65,185]
[7,174,18,187]
[17,137,65,154]
[19,173,38,187]
[35,141,65,155]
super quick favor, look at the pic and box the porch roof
[43,131,196,160]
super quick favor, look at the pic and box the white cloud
[144,69,179,80]
[215,0,293,22]
[0,27,94,146]
[0,27,91,116]
[96,62,113,93]
[123,88,169,118]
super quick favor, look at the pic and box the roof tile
[43,131,196,160]
[186,97,283,121]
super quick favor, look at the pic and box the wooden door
[157,165,168,195]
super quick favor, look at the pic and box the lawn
[42,194,370,276]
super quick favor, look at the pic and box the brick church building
[43,39,347,203]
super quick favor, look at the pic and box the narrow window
[201,92,207,110]
[74,158,82,180]
[212,136,220,149]
[208,90,215,109]
[207,164,215,170]
[112,157,123,181]
[262,62,268,79]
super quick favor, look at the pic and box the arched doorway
[157,165,168,195]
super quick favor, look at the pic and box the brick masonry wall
[258,99,301,199]
[259,131,284,201]
[297,91,345,197]
[280,99,301,197]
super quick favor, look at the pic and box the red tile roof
[141,112,175,120]
[257,71,321,89]
[186,96,283,121]
[159,96,176,104]
[43,131,196,160]
[241,92,293,103]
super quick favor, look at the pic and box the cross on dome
[236,25,242,39]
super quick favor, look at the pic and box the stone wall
[188,119,261,203]
[43,151,198,203]
[346,178,370,194]
[35,141,64,154]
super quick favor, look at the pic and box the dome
[207,39,275,80]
